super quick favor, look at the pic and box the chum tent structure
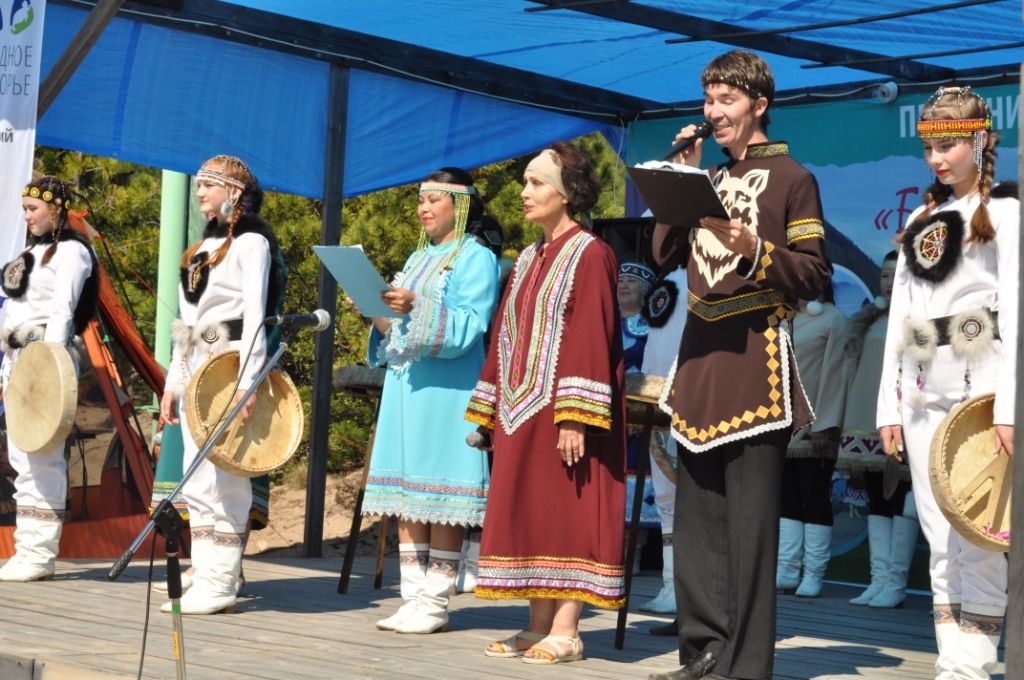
[38,1,1023,668]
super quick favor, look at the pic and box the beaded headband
[419,182,477,196]
[703,78,766,102]
[917,118,991,139]
[22,184,70,208]
[414,179,477,256]
[917,86,992,139]
[195,168,248,192]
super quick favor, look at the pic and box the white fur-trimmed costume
[0,234,96,581]
[877,188,1017,678]
[167,221,272,538]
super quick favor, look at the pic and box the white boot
[640,543,676,613]
[376,543,428,630]
[850,515,892,605]
[933,605,960,680]
[776,518,804,591]
[957,609,1002,680]
[869,515,918,608]
[163,533,241,615]
[455,535,480,594]
[153,571,194,594]
[395,548,458,634]
[795,524,832,598]
[0,511,62,582]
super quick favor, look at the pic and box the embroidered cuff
[553,376,613,430]
[786,219,825,244]
[736,237,763,280]
[465,380,497,429]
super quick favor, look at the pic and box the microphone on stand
[264,309,332,332]
[661,120,713,161]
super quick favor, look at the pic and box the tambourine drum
[625,372,672,428]
[5,342,77,454]
[930,393,1010,552]
[625,372,665,405]
[184,351,304,478]
[333,365,386,398]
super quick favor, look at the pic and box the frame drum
[184,351,304,478]
[5,342,77,454]
[929,393,1010,552]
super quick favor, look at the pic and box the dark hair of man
[701,50,776,132]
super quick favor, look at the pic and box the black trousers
[863,470,911,517]
[780,456,836,526]
[673,430,788,680]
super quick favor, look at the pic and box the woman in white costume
[877,86,1016,680]
[158,155,285,615]
[0,175,98,582]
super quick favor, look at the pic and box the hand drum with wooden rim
[5,342,78,454]
[930,393,1010,552]
[184,350,304,478]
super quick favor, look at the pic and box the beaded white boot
[376,543,428,630]
[0,510,62,582]
[395,548,458,634]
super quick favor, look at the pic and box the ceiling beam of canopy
[57,0,657,121]
[524,0,956,82]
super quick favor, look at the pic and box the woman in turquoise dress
[360,167,500,635]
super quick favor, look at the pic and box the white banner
[0,0,45,288]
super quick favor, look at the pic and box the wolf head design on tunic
[692,168,770,287]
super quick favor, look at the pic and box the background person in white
[638,265,687,617]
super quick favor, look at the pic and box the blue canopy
[40,1,1023,198]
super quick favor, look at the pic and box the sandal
[483,630,546,658]
[521,635,583,665]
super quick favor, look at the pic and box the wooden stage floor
[0,556,1006,679]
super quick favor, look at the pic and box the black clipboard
[628,165,729,228]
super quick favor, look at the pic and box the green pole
[155,170,189,368]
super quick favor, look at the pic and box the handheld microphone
[264,309,332,332]
[466,429,492,450]
[661,121,713,161]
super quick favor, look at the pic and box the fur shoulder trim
[186,215,287,322]
[901,209,964,283]
[60,230,101,334]
[1,250,34,299]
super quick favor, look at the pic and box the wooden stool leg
[374,515,389,590]
[615,403,655,650]
[337,399,381,594]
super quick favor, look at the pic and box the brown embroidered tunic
[654,141,829,453]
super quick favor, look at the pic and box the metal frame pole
[303,64,349,557]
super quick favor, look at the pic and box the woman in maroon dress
[465,142,626,665]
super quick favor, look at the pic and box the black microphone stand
[107,328,299,680]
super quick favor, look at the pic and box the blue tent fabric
[218,0,1023,102]
[40,4,602,198]
[38,1,1023,198]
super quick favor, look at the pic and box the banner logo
[8,1,34,35]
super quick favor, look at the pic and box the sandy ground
[246,469,397,559]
